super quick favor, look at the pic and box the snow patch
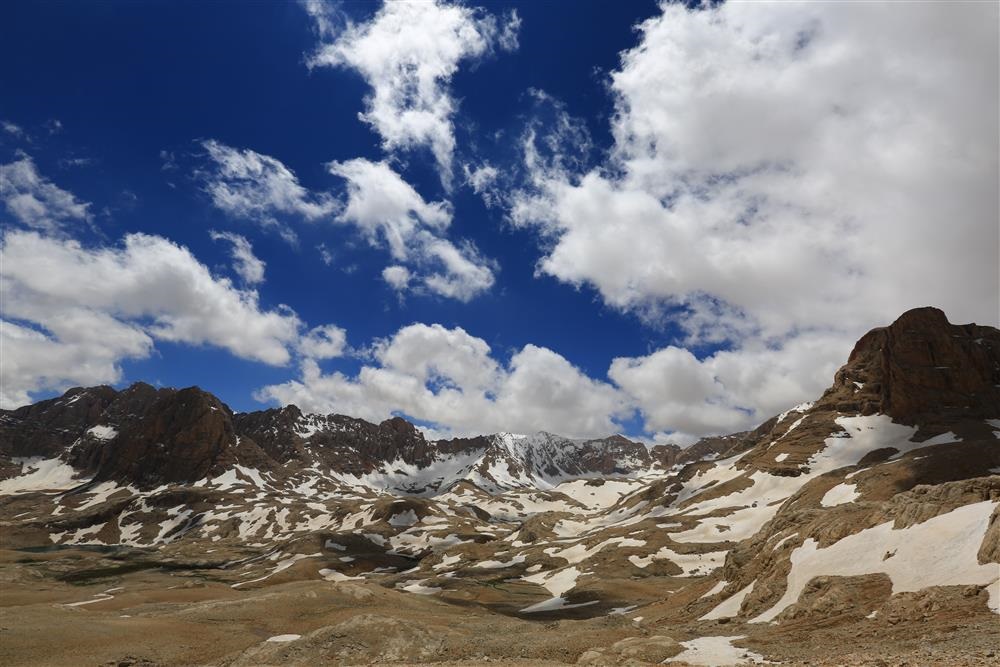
[752,500,1000,622]
[86,425,118,440]
[64,593,115,607]
[0,457,85,494]
[700,580,728,599]
[821,483,861,507]
[400,579,442,595]
[700,582,755,620]
[388,509,418,527]
[522,566,584,601]
[520,597,598,613]
[476,554,526,569]
[628,547,726,576]
[777,402,813,423]
[670,635,766,665]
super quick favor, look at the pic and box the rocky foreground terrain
[1,307,998,666]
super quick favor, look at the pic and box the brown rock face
[231,405,306,463]
[87,386,238,487]
[775,574,893,623]
[836,306,1000,423]
[0,386,117,458]
[304,415,443,476]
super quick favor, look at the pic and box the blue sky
[2,1,997,443]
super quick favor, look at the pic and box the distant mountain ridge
[2,306,996,495]
[0,382,705,495]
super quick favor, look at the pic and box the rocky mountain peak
[0,385,117,458]
[835,306,1000,423]
[380,415,424,439]
[81,385,239,487]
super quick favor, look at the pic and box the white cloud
[2,121,25,138]
[382,265,411,290]
[497,8,521,52]
[462,162,501,207]
[316,242,335,266]
[0,317,151,410]
[514,2,998,336]
[210,230,266,285]
[0,156,91,233]
[298,324,348,360]
[330,158,495,301]
[507,1,999,435]
[257,322,629,439]
[610,332,847,440]
[0,230,306,407]
[199,145,495,302]
[258,317,850,443]
[305,0,520,184]
[421,237,495,301]
[199,139,338,242]
[329,157,450,257]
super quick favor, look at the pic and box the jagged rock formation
[841,306,1000,422]
[1,387,673,494]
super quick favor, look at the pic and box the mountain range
[1,306,998,666]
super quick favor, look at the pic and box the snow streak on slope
[0,457,85,493]
[751,500,1000,622]
[663,415,965,548]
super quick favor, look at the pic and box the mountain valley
[1,307,998,666]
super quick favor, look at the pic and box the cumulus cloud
[419,237,495,302]
[298,323,348,360]
[330,157,451,256]
[257,322,629,439]
[209,230,266,285]
[255,316,848,443]
[514,2,998,335]
[610,333,848,440]
[382,265,411,291]
[330,158,495,301]
[305,0,520,184]
[199,139,338,242]
[0,156,92,233]
[0,230,306,407]
[507,1,999,435]
[0,316,150,410]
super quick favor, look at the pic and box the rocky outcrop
[305,415,456,476]
[833,307,1000,423]
[84,386,241,487]
[0,385,117,458]
[231,405,307,463]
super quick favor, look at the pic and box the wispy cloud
[304,0,520,186]
[0,155,92,234]
[210,230,267,285]
[329,158,495,301]
[198,139,338,243]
